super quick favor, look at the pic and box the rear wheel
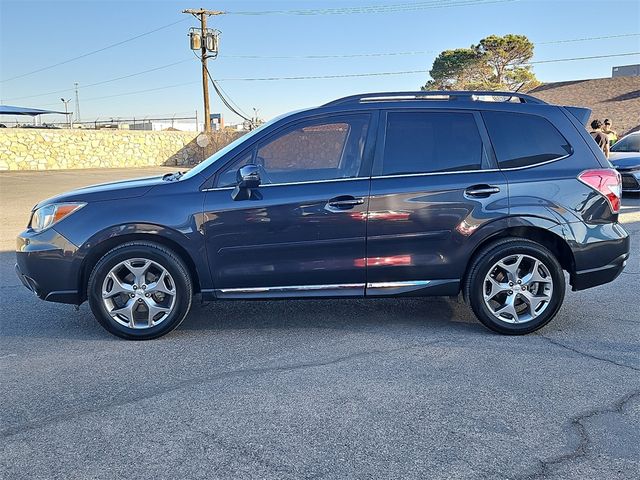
[88,242,192,340]
[465,238,565,335]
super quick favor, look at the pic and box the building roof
[0,105,67,116]
[530,76,640,136]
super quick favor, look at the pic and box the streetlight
[60,98,72,128]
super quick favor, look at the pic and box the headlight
[30,202,86,232]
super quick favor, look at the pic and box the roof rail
[323,90,547,107]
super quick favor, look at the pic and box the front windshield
[181,116,285,181]
[611,134,640,153]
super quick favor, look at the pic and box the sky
[0,0,639,124]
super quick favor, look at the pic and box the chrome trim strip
[203,176,369,191]
[371,170,495,180]
[369,154,572,180]
[218,283,365,294]
[203,154,572,191]
[260,177,368,188]
[366,280,431,289]
[499,153,572,172]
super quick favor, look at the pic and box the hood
[609,153,640,171]
[34,175,166,209]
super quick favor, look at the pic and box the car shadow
[180,295,482,335]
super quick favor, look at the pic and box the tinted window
[382,112,484,175]
[216,115,369,187]
[611,133,639,153]
[483,111,572,168]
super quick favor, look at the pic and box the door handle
[326,196,365,211]
[464,185,501,197]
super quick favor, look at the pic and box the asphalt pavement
[1,168,639,480]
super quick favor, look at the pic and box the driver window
[216,115,369,187]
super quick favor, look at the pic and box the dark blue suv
[16,91,630,339]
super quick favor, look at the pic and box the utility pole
[183,8,223,132]
[60,98,73,128]
[74,82,81,123]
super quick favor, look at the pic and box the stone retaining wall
[0,128,243,171]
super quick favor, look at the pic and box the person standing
[602,119,618,147]
[590,119,610,158]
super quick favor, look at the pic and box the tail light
[578,169,622,214]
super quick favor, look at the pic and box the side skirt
[206,279,460,300]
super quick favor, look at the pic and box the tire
[88,241,192,340]
[464,238,565,335]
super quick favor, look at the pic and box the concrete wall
[0,128,243,171]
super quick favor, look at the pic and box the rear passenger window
[382,112,484,175]
[482,111,572,169]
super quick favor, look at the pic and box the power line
[526,51,640,65]
[215,53,640,82]
[538,33,640,45]
[36,81,199,107]
[0,19,188,83]
[4,59,193,102]
[220,33,640,59]
[8,30,638,102]
[227,0,518,15]
[218,70,428,82]
[23,52,640,108]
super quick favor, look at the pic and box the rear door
[365,109,509,296]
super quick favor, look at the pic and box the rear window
[482,111,572,169]
[381,111,484,175]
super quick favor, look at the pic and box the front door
[203,113,374,298]
[366,109,509,296]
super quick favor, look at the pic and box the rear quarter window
[482,111,572,169]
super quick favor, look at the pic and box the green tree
[423,34,540,92]
[422,48,487,90]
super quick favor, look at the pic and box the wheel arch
[462,220,576,297]
[77,226,204,302]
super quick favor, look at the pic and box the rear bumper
[15,227,82,304]
[572,251,629,290]
[566,222,630,291]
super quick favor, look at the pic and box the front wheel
[465,238,566,335]
[88,242,193,340]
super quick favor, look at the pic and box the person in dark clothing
[590,119,610,158]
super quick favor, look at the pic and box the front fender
[72,222,211,297]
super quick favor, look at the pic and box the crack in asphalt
[525,389,640,479]
[0,340,443,439]
[537,334,640,372]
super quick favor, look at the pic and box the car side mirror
[231,164,261,201]
[237,164,261,189]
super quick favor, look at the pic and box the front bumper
[16,227,82,304]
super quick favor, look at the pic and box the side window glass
[216,115,369,187]
[382,112,484,175]
[217,151,254,187]
[482,111,572,169]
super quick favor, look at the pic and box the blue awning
[0,105,67,116]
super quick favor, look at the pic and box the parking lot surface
[1,168,639,479]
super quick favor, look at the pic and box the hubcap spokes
[101,258,176,329]
[483,254,553,324]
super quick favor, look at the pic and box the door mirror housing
[232,164,262,201]
[237,164,261,189]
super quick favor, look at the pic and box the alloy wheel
[101,258,177,329]
[482,254,554,324]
